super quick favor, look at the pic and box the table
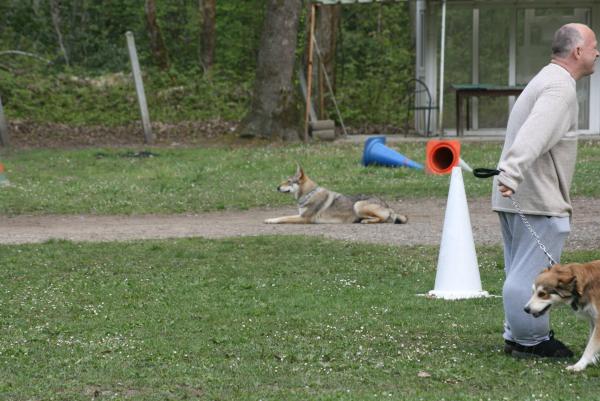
[452,84,525,136]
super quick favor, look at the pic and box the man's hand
[498,184,514,197]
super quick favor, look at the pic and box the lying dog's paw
[566,363,587,372]
[264,218,279,224]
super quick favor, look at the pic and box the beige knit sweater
[492,63,579,217]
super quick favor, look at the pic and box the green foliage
[2,237,600,399]
[0,65,250,125]
[0,0,141,70]
[216,0,266,80]
[0,0,415,128]
[336,3,414,126]
[0,0,267,74]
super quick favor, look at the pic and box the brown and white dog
[524,261,600,371]
[264,165,407,224]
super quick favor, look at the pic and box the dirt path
[2,197,599,250]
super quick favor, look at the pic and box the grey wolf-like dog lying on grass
[264,165,407,224]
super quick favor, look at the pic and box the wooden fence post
[0,95,9,147]
[126,31,154,144]
[304,3,317,143]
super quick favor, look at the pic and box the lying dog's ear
[295,163,304,179]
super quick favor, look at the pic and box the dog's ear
[554,264,576,297]
[295,163,304,179]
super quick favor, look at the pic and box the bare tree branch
[49,0,70,66]
[0,50,52,65]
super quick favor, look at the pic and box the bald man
[493,23,599,358]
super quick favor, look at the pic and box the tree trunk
[144,0,170,70]
[49,0,69,66]
[199,0,216,73]
[315,4,340,117]
[238,0,303,141]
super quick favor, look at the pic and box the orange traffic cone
[426,140,472,174]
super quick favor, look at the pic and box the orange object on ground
[0,162,8,187]
[426,140,461,175]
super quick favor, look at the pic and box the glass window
[516,8,590,129]
[440,5,591,132]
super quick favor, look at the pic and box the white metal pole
[471,8,479,130]
[438,0,447,134]
[126,31,154,144]
[415,0,426,133]
[0,95,9,147]
[508,8,517,113]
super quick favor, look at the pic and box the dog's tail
[390,210,408,224]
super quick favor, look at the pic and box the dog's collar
[569,287,581,311]
[298,186,321,206]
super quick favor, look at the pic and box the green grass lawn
[1,236,600,400]
[2,139,600,400]
[1,139,600,215]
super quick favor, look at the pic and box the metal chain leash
[508,195,557,267]
[473,168,557,267]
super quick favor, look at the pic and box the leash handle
[473,168,500,178]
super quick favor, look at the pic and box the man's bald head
[550,23,599,80]
[552,24,585,58]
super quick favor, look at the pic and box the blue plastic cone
[362,136,423,169]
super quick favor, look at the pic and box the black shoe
[504,331,573,358]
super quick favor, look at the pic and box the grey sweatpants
[498,211,570,346]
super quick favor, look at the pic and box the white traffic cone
[428,167,488,300]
